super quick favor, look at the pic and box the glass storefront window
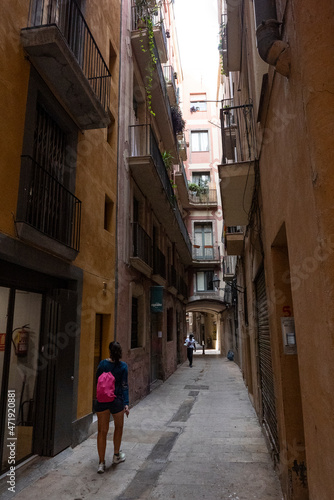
[1,290,42,471]
[0,287,10,401]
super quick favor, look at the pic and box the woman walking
[95,341,129,473]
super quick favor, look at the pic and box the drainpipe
[253,0,290,77]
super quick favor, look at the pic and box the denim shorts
[94,397,125,414]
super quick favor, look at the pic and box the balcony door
[18,70,80,257]
[194,223,213,259]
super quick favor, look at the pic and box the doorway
[0,284,77,471]
[0,288,42,471]
[271,224,308,497]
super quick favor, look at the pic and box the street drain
[184,385,209,390]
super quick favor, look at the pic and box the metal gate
[255,269,279,459]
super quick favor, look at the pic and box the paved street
[1,355,283,500]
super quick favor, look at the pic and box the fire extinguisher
[12,324,30,357]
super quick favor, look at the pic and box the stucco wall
[242,0,334,497]
[74,0,120,420]
[0,3,30,237]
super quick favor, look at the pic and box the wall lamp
[212,274,246,294]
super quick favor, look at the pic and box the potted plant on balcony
[135,0,159,26]
[162,151,174,171]
[188,181,209,201]
[171,105,185,137]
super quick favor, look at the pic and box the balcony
[16,156,81,261]
[163,65,177,105]
[168,265,177,294]
[192,245,221,267]
[177,133,187,161]
[153,247,166,285]
[177,274,188,301]
[219,14,228,76]
[131,17,176,157]
[131,4,168,63]
[130,222,153,276]
[21,0,111,130]
[223,255,237,282]
[188,188,218,207]
[128,125,192,265]
[218,100,256,226]
[174,159,189,208]
[225,226,244,255]
[223,2,242,72]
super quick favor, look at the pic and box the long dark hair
[109,341,122,363]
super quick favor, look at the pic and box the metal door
[150,313,159,383]
[255,269,279,458]
[35,289,77,456]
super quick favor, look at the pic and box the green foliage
[162,151,174,171]
[137,0,161,116]
[171,105,185,135]
[188,182,208,195]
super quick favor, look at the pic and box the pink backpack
[96,371,116,402]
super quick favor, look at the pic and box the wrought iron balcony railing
[153,43,173,125]
[131,3,166,36]
[129,124,174,201]
[189,188,217,205]
[177,135,187,160]
[178,275,188,299]
[129,124,192,257]
[17,156,81,251]
[163,65,177,103]
[27,0,111,111]
[153,247,166,279]
[219,14,227,54]
[220,99,256,164]
[193,245,220,261]
[131,3,168,62]
[177,159,188,187]
[132,222,153,268]
[168,265,177,289]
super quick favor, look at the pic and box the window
[107,111,116,147]
[93,314,110,402]
[194,223,213,259]
[196,271,214,292]
[109,40,117,77]
[17,69,80,257]
[190,93,207,112]
[104,195,113,232]
[191,131,209,152]
[192,172,210,187]
[131,297,139,349]
[167,307,173,341]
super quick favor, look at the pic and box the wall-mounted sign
[150,286,163,313]
[281,317,297,355]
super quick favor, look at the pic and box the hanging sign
[151,286,163,313]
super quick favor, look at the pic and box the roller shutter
[255,269,279,458]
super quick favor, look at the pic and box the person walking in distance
[95,341,129,473]
[186,334,196,367]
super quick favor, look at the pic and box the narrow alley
[1,356,282,500]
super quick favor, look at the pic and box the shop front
[0,256,81,473]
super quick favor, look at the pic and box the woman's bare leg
[96,410,110,462]
[112,410,125,454]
